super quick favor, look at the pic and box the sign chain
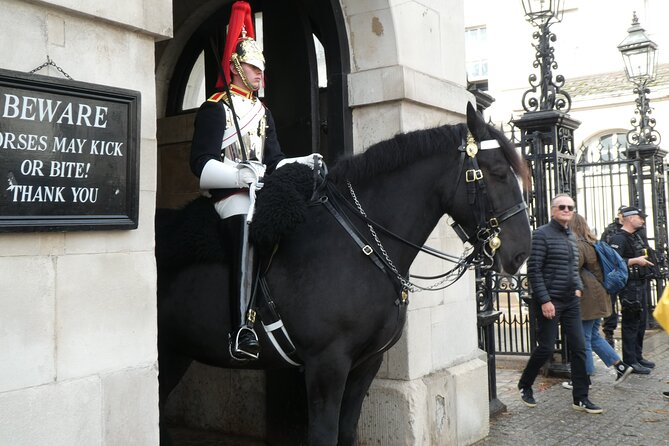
[29,56,73,80]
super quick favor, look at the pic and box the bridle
[448,132,527,268]
[321,131,527,295]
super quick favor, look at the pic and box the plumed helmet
[232,37,265,72]
[216,1,264,89]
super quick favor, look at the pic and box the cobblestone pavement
[476,329,669,446]
[168,331,669,445]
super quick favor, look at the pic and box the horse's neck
[350,154,456,272]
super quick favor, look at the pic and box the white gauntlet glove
[237,161,266,188]
[276,153,323,170]
[199,159,266,190]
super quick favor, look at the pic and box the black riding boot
[224,214,260,360]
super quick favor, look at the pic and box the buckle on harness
[489,217,499,228]
[465,169,483,182]
[362,245,374,256]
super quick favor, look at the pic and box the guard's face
[232,62,263,91]
[551,197,575,227]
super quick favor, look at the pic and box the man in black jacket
[609,206,656,374]
[518,194,603,414]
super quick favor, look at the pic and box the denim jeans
[582,318,621,375]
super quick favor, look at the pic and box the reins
[317,132,527,294]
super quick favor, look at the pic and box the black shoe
[230,327,260,360]
[573,398,603,414]
[663,391,669,400]
[519,386,536,407]
[613,362,633,387]
[630,362,651,374]
[638,358,655,369]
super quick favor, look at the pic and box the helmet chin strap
[232,55,259,92]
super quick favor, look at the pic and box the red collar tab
[230,83,253,99]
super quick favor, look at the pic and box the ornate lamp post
[617,12,668,286]
[512,0,580,379]
[618,12,660,151]
[520,0,571,113]
[515,0,579,229]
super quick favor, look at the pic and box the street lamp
[520,0,571,112]
[521,0,563,26]
[618,12,661,147]
[617,12,668,291]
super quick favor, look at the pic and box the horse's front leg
[303,351,351,446]
[337,354,384,446]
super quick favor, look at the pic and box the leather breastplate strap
[321,198,387,273]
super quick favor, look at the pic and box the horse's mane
[329,122,530,189]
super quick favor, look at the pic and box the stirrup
[230,326,260,360]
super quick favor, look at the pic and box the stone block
[0,1,47,72]
[352,103,401,151]
[348,8,398,71]
[0,257,56,392]
[103,366,160,445]
[56,251,157,380]
[431,296,479,369]
[449,358,490,444]
[0,232,65,257]
[0,377,102,446]
[164,363,266,439]
[358,360,488,446]
[357,378,429,445]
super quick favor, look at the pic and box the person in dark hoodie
[518,194,603,414]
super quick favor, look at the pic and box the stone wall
[0,0,172,444]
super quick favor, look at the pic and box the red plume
[216,1,256,89]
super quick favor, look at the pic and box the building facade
[1,1,491,445]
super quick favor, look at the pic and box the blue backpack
[593,241,629,295]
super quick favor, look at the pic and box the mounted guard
[189,0,321,360]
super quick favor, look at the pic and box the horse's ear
[465,102,489,141]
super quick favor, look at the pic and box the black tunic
[190,96,285,202]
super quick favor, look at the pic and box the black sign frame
[0,68,140,232]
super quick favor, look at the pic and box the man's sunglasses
[554,204,575,211]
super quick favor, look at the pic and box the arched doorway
[155,1,351,442]
[157,0,351,209]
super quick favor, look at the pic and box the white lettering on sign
[7,185,66,202]
[1,93,108,128]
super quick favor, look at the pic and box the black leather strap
[322,199,387,273]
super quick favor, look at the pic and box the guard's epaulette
[207,92,228,103]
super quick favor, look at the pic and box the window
[465,26,489,83]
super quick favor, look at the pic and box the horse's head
[446,103,531,274]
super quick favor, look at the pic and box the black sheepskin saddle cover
[155,163,317,270]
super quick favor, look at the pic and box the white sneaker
[561,381,573,390]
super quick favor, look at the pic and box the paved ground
[476,329,669,446]
[168,330,669,445]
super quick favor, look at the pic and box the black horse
[157,103,532,445]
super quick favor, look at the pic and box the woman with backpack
[562,213,633,389]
